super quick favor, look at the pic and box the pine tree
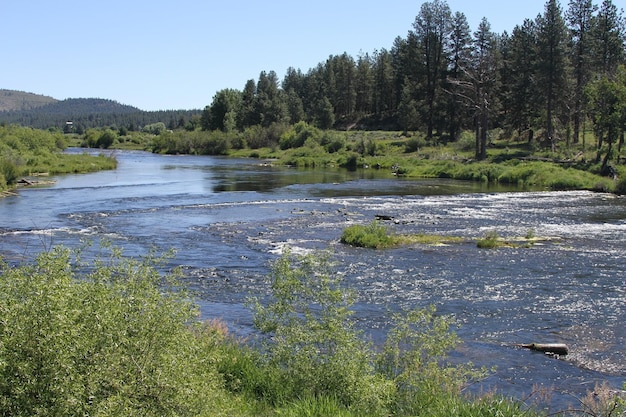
[506,19,540,143]
[446,11,473,141]
[566,0,597,144]
[537,0,570,151]
[413,0,453,139]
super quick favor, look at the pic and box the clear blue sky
[2,0,621,111]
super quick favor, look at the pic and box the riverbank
[63,124,626,194]
[141,126,626,194]
[1,125,118,195]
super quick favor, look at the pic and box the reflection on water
[0,150,624,411]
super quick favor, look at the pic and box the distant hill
[27,97,142,116]
[0,90,201,131]
[0,89,57,111]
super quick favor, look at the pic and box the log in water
[517,343,569,356]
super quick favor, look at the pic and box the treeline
[201,0,625,168]
[0,98,201,133]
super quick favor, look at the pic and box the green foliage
[0,246,235,416]
[96,128,117,149]
[251,250,393,414]
[150,130,233,155]
[340,222,398,249]
[279,121,321,150]
[320,131,346,153]
[0,125,116,187]
[404,135,427,153]
[141,122,167,135]
[276,395,358,417]
[477,230,501,249]
[0,246,588,416]
[376,305,487,414]
[0,158,19,186]
[250,250,500,416]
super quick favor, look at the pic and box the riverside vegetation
[71,121,626,194]
[2,245,624,416]
[340,222,546,249]
[0,124,116,193]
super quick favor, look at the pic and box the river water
[1,149,624,411]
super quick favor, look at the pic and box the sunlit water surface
[1,150,624,412]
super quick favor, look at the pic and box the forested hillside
[0,89,57,111]
[0,96,201,133]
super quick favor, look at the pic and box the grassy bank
[0,125,117,192]
[129,124,624,194]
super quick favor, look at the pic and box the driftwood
[375,214,394,221]
[516,343,569,356]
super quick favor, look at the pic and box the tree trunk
[518,343,569,356]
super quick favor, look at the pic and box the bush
[404,135,427,153]
[376,305,486,414]
[340,222,397,249]
[279,121,321,150]
[0,246,230,416]
[321,131,346,153]
[251,250,394,414]
[251,250,490,416]
[0,158,19,185]
[477,230,501,249]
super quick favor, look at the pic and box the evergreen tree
[238,79,257,129]
[472,18,500,159]
[506,19,540,143]
[206,89,242,132]
[327,53,357,119]
[398,78,420,134]
[355,53,375,115]
[413,0,453,139]
[585,65,626,170]
[373,48,397,116]
[537,0,570,151]
[566,0,597,144]
[285,89,305,124]
[591,0,626,75]
[447,11,473,141]
[254,71,288,127]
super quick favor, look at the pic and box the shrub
[615,177,626,194]
[404,135,427,153]
[477,230,501,249]
[376,305,486,414]
[340,222,397,249]
[321,131,346,153]
[0,158,19,185]
[251,250,394,414]
[279,121,321,150]
[252,250,489,416]
[0,246,230,416]
[453,130,476,152]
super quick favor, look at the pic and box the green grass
[340,222,466,249]
[476,230,502,249]
[1,125,118,191]
[341,223,557,250]
[340,222,400,248]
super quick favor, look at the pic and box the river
[1,149,624,412]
